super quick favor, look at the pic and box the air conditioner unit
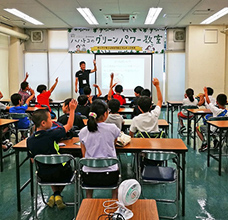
[31,30,43,43]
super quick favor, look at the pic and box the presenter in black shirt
[75,60,97,95]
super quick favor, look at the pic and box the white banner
[68,28,165,53]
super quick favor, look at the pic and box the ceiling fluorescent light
[201,7,228,24]
[4,8,43,25]
[77,8,98,25]
[145,7,162,24]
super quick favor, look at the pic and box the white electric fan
[103,179,141,220]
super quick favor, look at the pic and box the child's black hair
[217,94,227,106]
[108,99,120,113]
[141,89,151,97]
[21,82,29,90]
[11,93,22,106]
[138,96,152,113]
[80,61,85,66]
[115,85,123,93]
[83,86,91,95]
[32,109,49,128]
[134,86,144,95]
[87,99,108,132]
[207,87,214,96]
[77,95,88,106]
[63,98,72,107]
[37,84,47,93]
[186,88,194,102]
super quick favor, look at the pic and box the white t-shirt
[130,106,161,133]
[181,97,198,116]
[0,102,6,110]
[205,96,216,106]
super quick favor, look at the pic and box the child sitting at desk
[9,92,35,139]
[83,84,102,105]
[27,99,77,209]
[108,73,126,105]
[36,77,58,119]
[75,95,90,118]
[18,72,36,104]
[129,78,162,137]
[196,87,228,152]
[177,88,203,132]
[105,98,124,130]
[58,98,85,130]
[79,99,120,199]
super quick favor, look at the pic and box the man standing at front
[75,60,97,95]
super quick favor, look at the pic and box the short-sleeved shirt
[9,104,29,129]
[37,91,51,111]
[105,114,123,130]
[79,122,120,172]
[18,89,36,104]
[181,97,198,116]
[130,106,161,133]
[27,127,66,158]
[112,91,126,105]
[75,69,91,89]
[0,102,6,110]
[58,113,85,129]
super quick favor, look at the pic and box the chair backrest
[34,154,76,169]
[79,157,120,168]
[208,116,228,121]
[140,151,177,162]
[9,113,29,119]
[136,131,164,138]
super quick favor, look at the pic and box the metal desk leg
[171,106,174,134]
[219,129,222,176]
[30,159,34,196]
[16,150,21,211]
[187,111,190,145]
[207,123,211,167]
[193,116,197,150]
[182,152,185,216]
[167,103,170,125]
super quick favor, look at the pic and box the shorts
[178,111,193,119]
[81,170,119,187]
[37,162,73,183]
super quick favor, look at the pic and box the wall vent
[31,30,43,43]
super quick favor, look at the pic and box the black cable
[97,212,125,220]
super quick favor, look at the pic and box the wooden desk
[118,107,134,114]
[83,119,169,134]
[26,106,46,112]
[187,108,211,148]
[207,120,228,176]
[49,100,63,118]
[0,99,10,105]
[13,137,187,216]
[166,101,183,134]
[0,119,18,172]
[75,198,159,220]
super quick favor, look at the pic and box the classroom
[0,1,228,219]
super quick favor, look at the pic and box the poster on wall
[68,28,165,54]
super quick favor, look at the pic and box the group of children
[178,87,228,152]
[1,61,227,211]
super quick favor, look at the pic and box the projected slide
[96,54,152,96]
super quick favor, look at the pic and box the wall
[8,27,25,96]
[186,25,226,96]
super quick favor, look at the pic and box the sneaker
[199,143,208,152]
[47,195,55,208]
[2,139,10,145]
[178,126,186,133]
[3,141,13,152]
[213,139,219,149]
[55,195,66,210]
